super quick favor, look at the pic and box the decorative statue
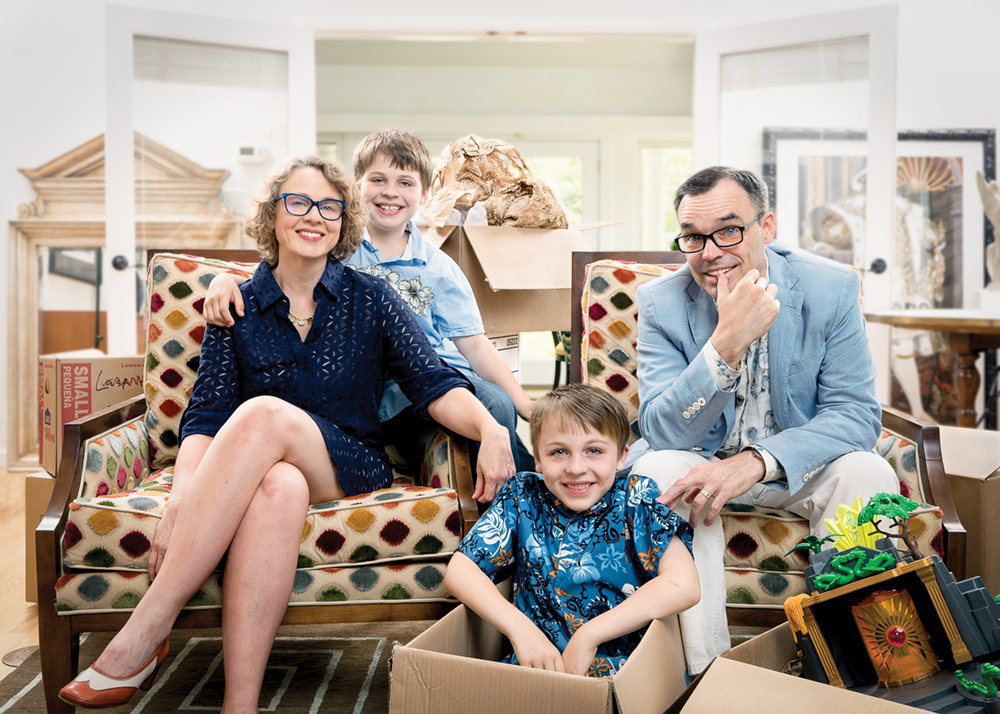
[976,171,1000,291]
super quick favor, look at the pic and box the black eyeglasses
[676,211,766,253]
[277,193,346,221]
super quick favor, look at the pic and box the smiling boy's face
[534,421,628,513]
[359,154,428,238]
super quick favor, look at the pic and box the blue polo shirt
[346,222,485,421]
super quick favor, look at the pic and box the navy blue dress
[179,258,472,495]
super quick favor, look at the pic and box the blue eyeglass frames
[277,193,346,221]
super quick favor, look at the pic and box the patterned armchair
[569,250,966,627]
[36,251,479,714]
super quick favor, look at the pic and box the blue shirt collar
[250,257,344,312]
[359,222,430,266]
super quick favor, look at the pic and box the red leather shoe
[59,639,169,708]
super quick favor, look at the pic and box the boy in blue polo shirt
[444,384,699,677]
[204,130,534,499]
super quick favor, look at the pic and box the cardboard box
[666,623,914,713]
[390,595,686,714]
[424,225,594,334]
[488,333,520,382]
[39,350,144,476]
[939,425,1000,594]
[25,472,55,603]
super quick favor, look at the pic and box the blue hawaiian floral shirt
[455,471,693,677]
[346,222,485,421]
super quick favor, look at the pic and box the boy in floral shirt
[444,384,699,677]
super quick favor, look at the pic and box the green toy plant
[785,534,838,558]
[857,492,923,560]
[956,663,1000,698]
[824,495,882,551]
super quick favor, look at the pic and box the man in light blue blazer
[630,167,898,675]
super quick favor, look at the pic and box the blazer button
[698,398,706,406]
[682,411,691,419]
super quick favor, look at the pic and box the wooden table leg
[949,334,981,428]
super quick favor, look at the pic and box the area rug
[0,620,432,713]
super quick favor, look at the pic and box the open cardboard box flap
[462,225,589,291]
[939,425,1000,593]
[423,224,593,291]
[666,623,913,714]
[417,223,596,332]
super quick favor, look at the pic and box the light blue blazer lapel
[767,250,805,429]
[684,273,734,437]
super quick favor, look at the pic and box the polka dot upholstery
[55,252,468,616]
[875,428,945,560]
[579,260,679,442]
[144,255,257,468]
[579,259,946,609]
[54,559,450,612]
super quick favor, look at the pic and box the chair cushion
[579,260,681,443]
[725,568,808,607]
[64,423,464,572]
[54,559,451,614]
[721,505,811,572]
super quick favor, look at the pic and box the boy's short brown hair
[353,129,434,190]
[245,156,365,266]
[530,384,630,458]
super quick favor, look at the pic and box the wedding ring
[699,489,713,500]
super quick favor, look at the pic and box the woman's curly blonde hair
[246,156,365,266]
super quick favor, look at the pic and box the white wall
[2,0,999,459]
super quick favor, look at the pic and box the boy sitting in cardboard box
[445,383,699,677]
[204,130,534,498]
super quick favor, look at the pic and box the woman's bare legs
[91,396,344,677]
[220,462,310,714]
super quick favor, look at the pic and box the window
[640,146,693,250]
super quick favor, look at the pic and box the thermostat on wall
[238,146,264,163]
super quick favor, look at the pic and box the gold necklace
[288,311,313,326]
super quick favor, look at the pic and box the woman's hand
[148,499,178,581]
[562,624,600,676]
[473,424,516,503]
[204,274,245,327]
[509,620,565,672]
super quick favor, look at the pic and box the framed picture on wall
[761,128,997,427]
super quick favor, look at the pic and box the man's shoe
[58,639,169,708]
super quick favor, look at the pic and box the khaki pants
[632,449,899,674]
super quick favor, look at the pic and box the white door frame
[692,4,898,399]
[104,6,315,354]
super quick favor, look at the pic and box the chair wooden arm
[881,404,966,579]
[449,433,480,536]
[37,395,149,593]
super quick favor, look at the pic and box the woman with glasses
[60,156,515,712]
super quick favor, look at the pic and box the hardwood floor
[0,469,40,684]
